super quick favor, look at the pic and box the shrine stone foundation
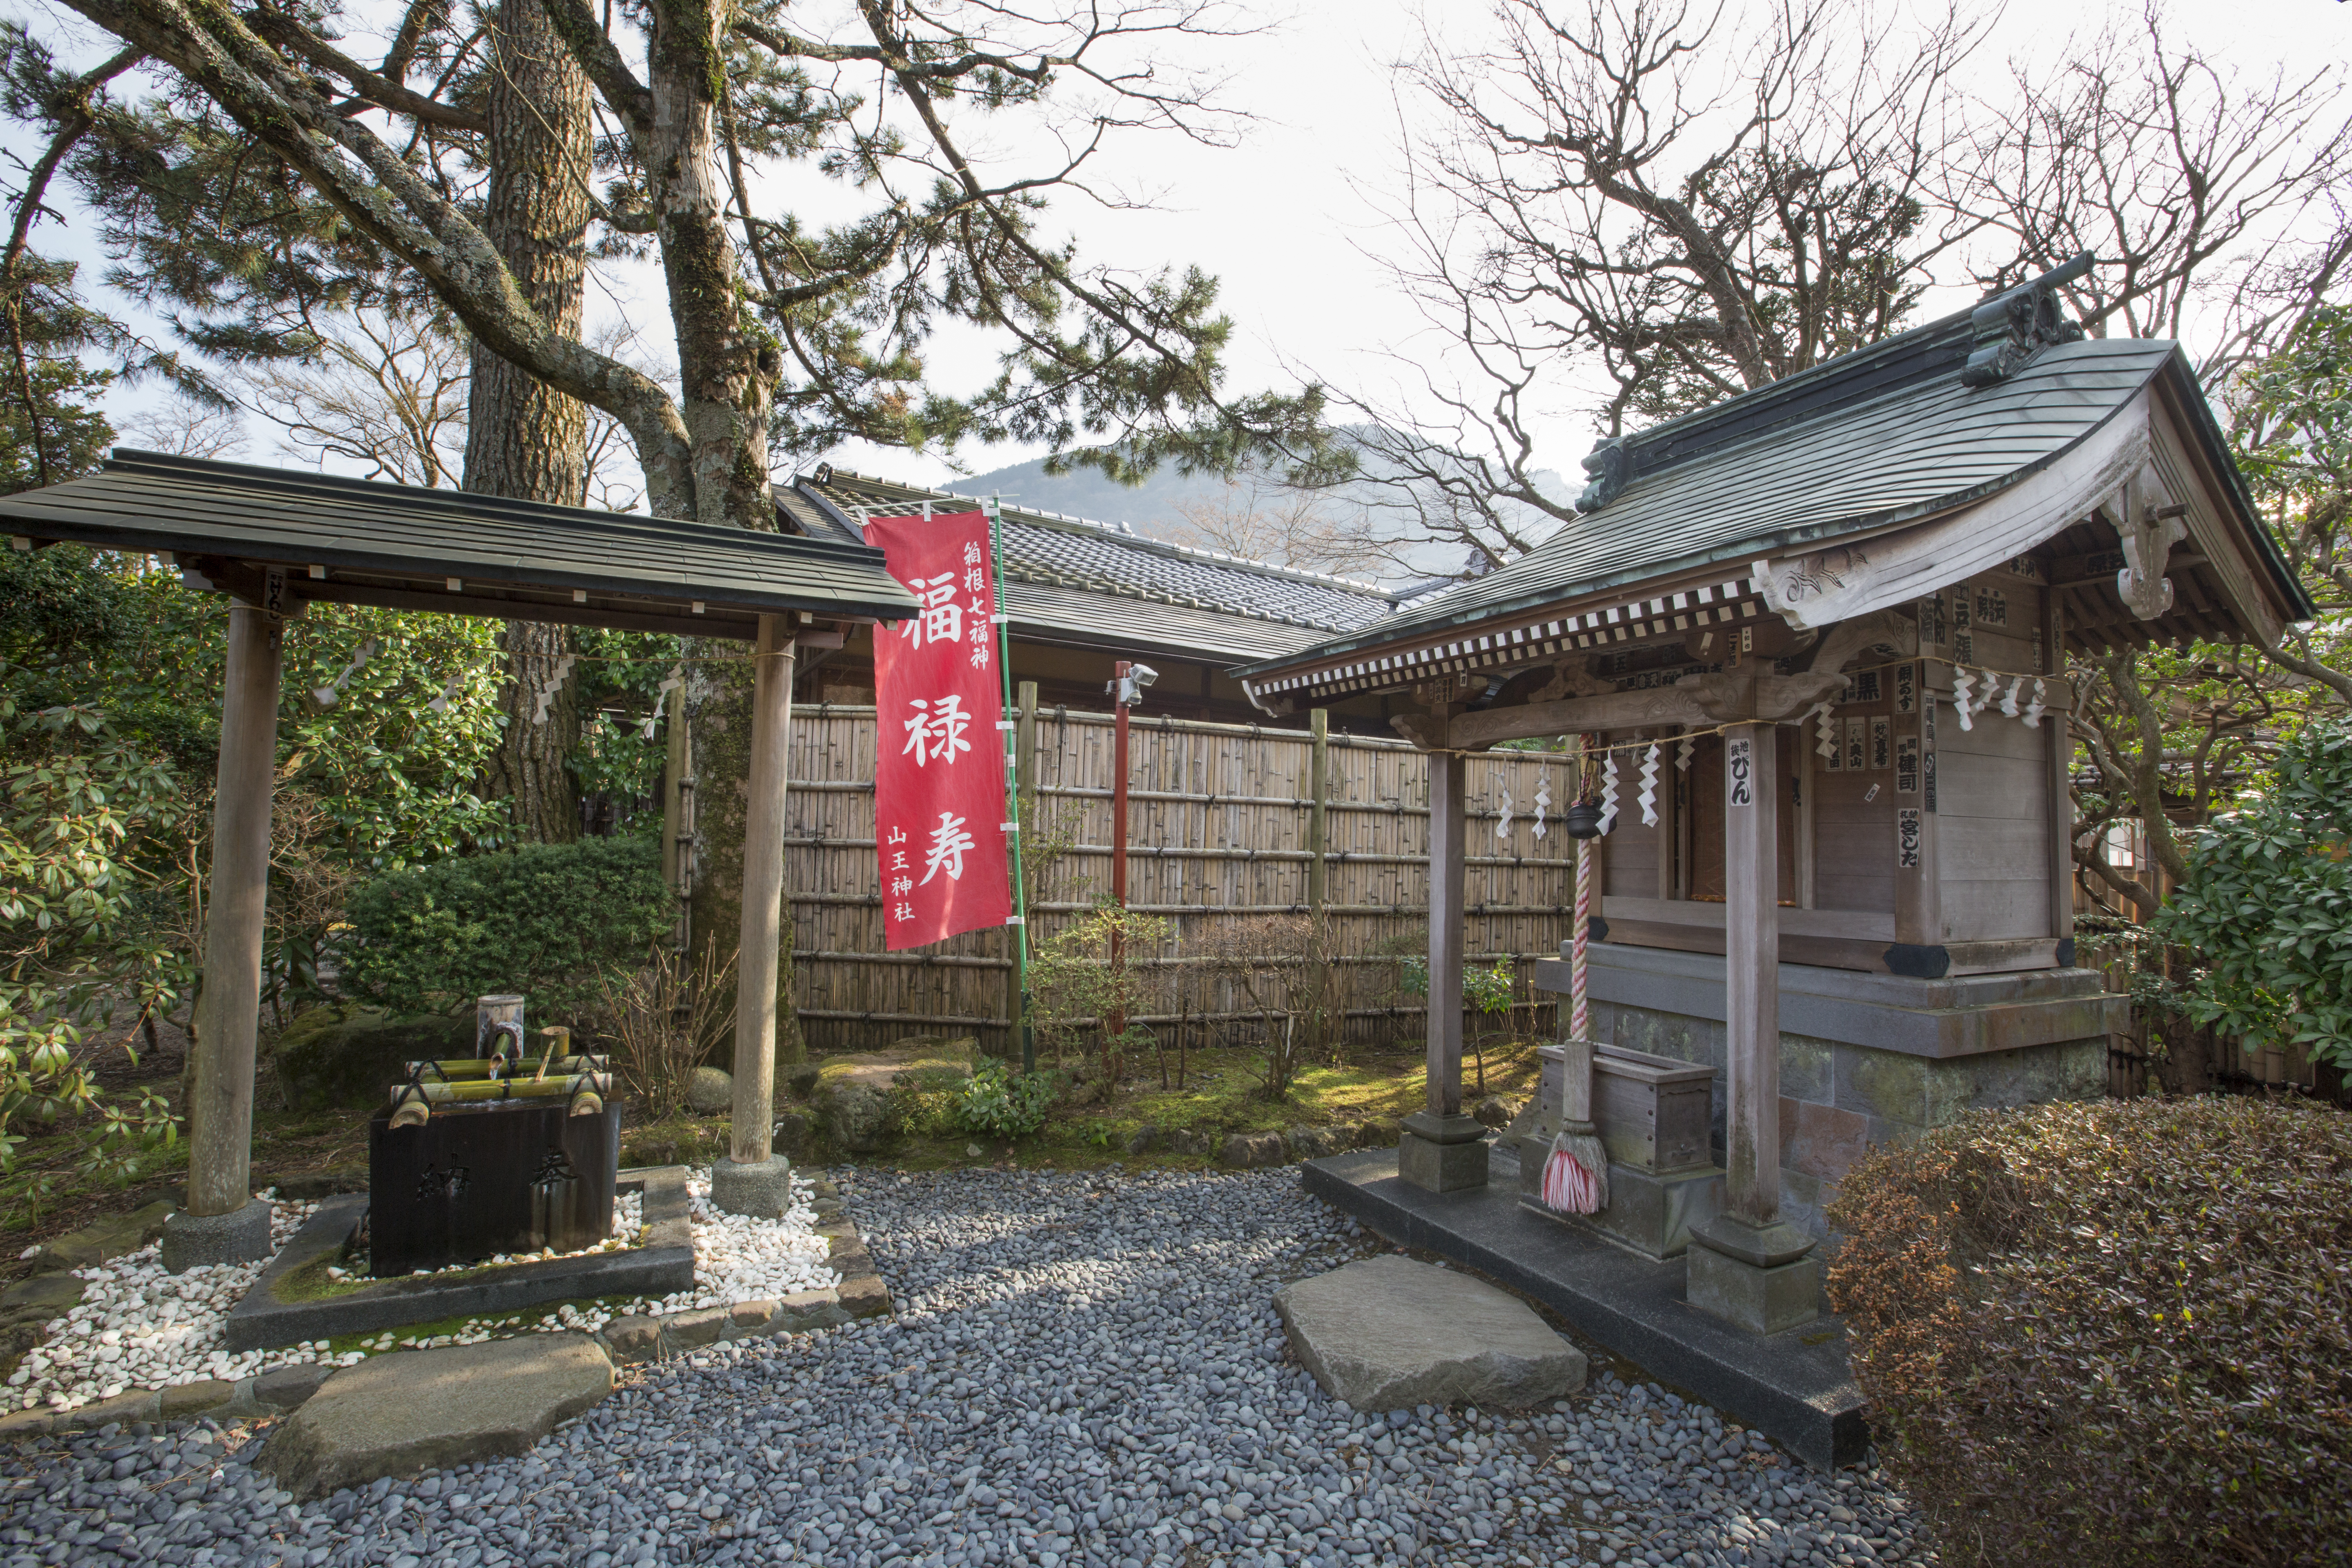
[1551,944,2123,1237]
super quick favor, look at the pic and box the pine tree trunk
[466,0,594,842]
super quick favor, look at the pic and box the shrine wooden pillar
[1721,723,1782,1227]
[1686,720,1820,1332]
[1399,742,1489,1191]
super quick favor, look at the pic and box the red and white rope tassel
[1570,824,1591,1042]
[1543,769,1609,1215]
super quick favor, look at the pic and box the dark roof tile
[778,470,1400,661]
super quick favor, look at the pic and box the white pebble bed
[7,1198,327,1411]
[443,1169,840,1340]
[6,1168,838,1411]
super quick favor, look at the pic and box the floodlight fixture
[1107,662,1159,707]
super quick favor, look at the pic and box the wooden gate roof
[0,450,919,637]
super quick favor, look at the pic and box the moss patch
[619,1113,729,1169]
[868,1038,1544,1172]
[318,1294,656,1359]
[810,1038,979,1094]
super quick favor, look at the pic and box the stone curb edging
[225,1169,699,1352]
[1216,1120,1403,1170]
[0,1179,890,1443]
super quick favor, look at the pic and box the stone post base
[1686,1214,1820,1334]
[1398,1111,1490,1193]
[709,1154,795,1219]
[1517,1147,1724,1259]
[160,1199,273,1274]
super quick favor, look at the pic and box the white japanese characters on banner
[865,511,1010,950]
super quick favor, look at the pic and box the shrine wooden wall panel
[1601,810,1662,901]
[1934,711,2054,943]
[1806,705,1898,917]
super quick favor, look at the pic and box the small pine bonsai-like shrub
[1827,1096,2352,1567]
[340,837,670,1024]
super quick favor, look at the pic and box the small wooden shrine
[1234,256,2314,1333]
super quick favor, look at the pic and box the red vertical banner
[866,510,1011,950]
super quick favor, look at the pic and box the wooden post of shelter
[1399,734,1489,1190]
[161,601,284,1271]
[1685,719,1821,1333]
[710,614,799,1216]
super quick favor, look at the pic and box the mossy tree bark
[466,0,593,842]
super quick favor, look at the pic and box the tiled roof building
[775,468,1410,728]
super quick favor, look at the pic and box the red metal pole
[1113,661,1131,910]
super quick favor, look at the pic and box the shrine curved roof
[1234,324,2307,684]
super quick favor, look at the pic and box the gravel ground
[0,1167,1938,1568]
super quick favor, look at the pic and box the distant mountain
[936,454,1232,539]
[855,437,1572,587]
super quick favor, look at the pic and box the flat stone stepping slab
[256,1332,615,1499]
[1274,1254,1586,1413]
[225,1167,695,1351]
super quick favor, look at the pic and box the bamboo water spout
[402,1055,608,1080]
[385,1071,610,1127]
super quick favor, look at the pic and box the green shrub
[339,837,670,1024]
[1827,1097,2352,1567]
[2154,716,2352,1070]
[951,1061,1058,1139]
[1397,955,1517,1013]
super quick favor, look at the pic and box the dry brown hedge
[1826,1096,2352,1568]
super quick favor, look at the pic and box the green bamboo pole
[388,1074,607,1106]
[988,493,1035,1073]
[402,1056,607,1080]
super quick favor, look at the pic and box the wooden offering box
[1520,1042,1725,1259]
[1593,1044,1716,1174]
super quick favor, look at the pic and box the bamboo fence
[784,698,1584,1057]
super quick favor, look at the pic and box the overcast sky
[17,0,2344,494]
[824,0,2337,489]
